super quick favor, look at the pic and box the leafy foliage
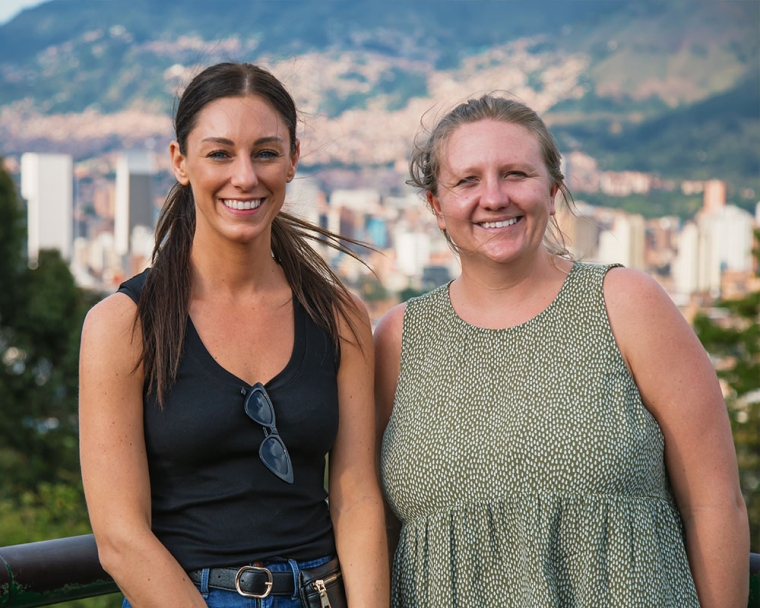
[0,167,25,325]
[576,190,704,220]
[552,73,760,191]
[0,162,119,608]
[0,246,100,492]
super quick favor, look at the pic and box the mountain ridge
[1,0,757,193]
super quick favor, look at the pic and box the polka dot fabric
[381,263,699,607]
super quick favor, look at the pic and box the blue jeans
[122,555,332,608]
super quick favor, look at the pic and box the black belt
[187,564,295,599]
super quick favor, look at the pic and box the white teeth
[223,199,262,210]
[480,218,519,228]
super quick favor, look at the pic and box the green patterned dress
[381,263,699,607]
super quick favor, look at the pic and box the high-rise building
[20,153,74,266]
[395,231,431,278]
[596,211,646,269]
[555,203,599,261]
[673,222,699,296]
[671,204,758,297]
[114,150,156,256]
[696,204,755,295]
[702,179,726,214]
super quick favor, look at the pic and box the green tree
[0,162,119,606]
[693,230,760,551]
[0,247,98,492]
[357,275,389,302]
[398,286,425,302]
[0,165,25,328]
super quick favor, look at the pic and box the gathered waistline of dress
[399,490,680,526]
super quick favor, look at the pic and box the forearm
[332,496,390,608]
[682,502,749,608]
[97,527,207,608]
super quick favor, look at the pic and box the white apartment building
[696,205,755,296]
[20,152,74,266]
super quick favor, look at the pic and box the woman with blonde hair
[375,94,749,607]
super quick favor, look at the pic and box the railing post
[751,553,760,608]
[0,534,118,608]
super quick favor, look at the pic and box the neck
[189,227,284,299]
[450,249,573,329]
[458,246,555,292]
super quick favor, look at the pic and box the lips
[221,198,263,210]
[478,217,521,228]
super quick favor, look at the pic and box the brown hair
[407,94,574,257]
[137,62,364,405]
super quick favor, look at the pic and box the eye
[456,176,477,186]
[207,150,230,160]
[504,170,527,179]
[256,149,280,160]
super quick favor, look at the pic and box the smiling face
[428,119,557,268]
[170,94,299,247]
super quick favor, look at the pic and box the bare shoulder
[373,302,406,354]
[346,292,371,326]
[603,265,691,337]
[337,292,372,347]
[85,292,137,324]
[373,303,406,428]
[602,266,673,313]
[601,266,716,414]
[80,292,142,373]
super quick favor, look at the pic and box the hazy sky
[0,0,48,25]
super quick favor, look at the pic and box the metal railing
[0,535,758,607]
[0,535,117,607]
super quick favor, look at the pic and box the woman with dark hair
[375,94,749,607]
[80,63,389,607]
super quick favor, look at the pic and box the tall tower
[702,179,726,214]
[596,211,646,270]
[20,153,74,267]
[689,204,755,296]
[673,222,699,295]
[114,150,156,256]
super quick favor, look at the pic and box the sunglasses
[242,383,294,484]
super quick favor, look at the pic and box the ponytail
[134,182,194,405]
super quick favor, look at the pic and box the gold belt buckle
[234,565,274,598]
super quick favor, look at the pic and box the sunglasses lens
[245,385,275,427]
[260,436,293,483]
[244,383,293,483]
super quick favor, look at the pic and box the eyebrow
[446,161,538,176]
[200,136,285,146]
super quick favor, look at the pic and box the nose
[230,156,258,190]
[480,175,508,210]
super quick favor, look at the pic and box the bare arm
[604,268,749,608]
[329,295,390,607]
[79,294,207,608]
[373,303,406,563]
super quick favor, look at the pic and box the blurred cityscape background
[0,1,757,605]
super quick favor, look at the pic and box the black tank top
[118,270,338,570]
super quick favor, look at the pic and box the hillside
[0,0,757,192]
[550,72,760,191]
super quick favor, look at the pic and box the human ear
[286,139,300,183]
[427,190,447,231]
[169,141,189,186]
[549,184,559,216]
